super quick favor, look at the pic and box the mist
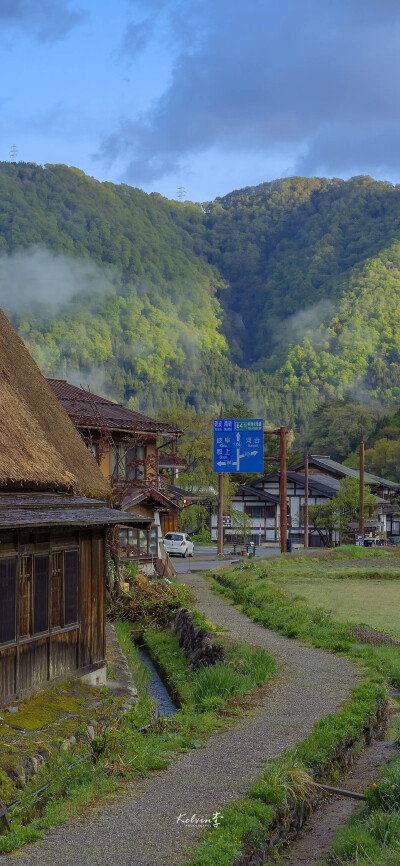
[0,246,118,316]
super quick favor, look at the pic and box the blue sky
[1,0,399,202]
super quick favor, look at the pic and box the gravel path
[2,570,358,866]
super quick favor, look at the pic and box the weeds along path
[4,571,358,866]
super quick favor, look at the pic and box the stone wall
[174,608,225,669]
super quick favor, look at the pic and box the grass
[0,615,276,854]
[317,735,400,866]
[180,549,400,866]
[143,620,276,713]
[272,550,400,640]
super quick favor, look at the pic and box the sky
[0,0,399,203]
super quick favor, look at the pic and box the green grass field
[275,577,400,638]
[264,547,400,639]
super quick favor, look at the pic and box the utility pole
[280,426,287,553]
[304,450,309,549]
[359,433,364,538]
[217,408,224,556]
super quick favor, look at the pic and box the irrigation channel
[136,643,178,717]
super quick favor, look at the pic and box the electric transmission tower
[10,144,18,162]
[176,185,186,201]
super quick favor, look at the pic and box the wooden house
[0,311,145,706]
[211,455,398,546]
[47,380,183,553]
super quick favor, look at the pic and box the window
[87,442,99,461]
[110,444,146,480]
[51,552,64,629]
[64,550,78,625]
[19,555,33,637]
[128,528,138,549]
[138,529,148,553]
[0,557,17,644]
[126,446,145,480]
[34,555,49,634]
[149,527,158,555]
[245,505,275,519]
[119,528,139,552]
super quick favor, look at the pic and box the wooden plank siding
[0,527,107,707]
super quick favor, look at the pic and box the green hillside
[0,162,262,414]
[1,163,400,426]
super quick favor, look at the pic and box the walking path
[2,571,358,866]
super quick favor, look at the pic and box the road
[172,544,280,574]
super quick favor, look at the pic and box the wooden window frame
[0,547,80,650]
[50,550,64,631]
[64,549,79,626]
[33,553,50,636]
[0,556,17,646]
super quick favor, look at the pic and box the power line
[176,185,186,201]
[10,144,18,162]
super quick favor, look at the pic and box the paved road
[173,544,279,574]
[3,570,358,866]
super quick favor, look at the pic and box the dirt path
[2,571,357,866]
[280,739,397,866]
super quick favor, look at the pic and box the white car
[163,532,194,557]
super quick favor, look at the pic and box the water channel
[137,645,178,717]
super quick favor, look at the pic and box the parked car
[163,532,194,557]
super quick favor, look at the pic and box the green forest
[1,163,400,435]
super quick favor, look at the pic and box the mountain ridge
[1,162,400,427]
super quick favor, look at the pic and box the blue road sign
[213,419,264,473]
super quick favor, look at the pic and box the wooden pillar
[280,427,287,553]
[304,451,309,548]
[359,434,364,538]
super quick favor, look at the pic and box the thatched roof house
[0,310,146,706]
[0,310,109,499]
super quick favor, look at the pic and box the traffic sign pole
[217,472,224,556]
[359,434,364,539]
[280,427,287,553]
[304,450,309,549]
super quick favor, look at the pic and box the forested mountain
[1,163,400,427]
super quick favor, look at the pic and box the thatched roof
[0,310,110,499]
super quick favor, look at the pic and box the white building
[211,455,400,546]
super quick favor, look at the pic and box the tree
[231,509,252,545]
[298,401,377,462]
[309,477,376,547]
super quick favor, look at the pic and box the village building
[211,455,400,546]
[0,311,146,707]
[47,379,185,557]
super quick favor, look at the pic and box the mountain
[1,163,400,427]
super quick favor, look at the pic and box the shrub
[108,574,191,628]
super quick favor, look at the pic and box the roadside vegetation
[319,739,400,866]
[0,585,276,853]
[181,547,400,865]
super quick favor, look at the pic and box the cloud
[118,17,156,60]
[0,246,117,315]
[0,0,86,42]
[99,0,400,186]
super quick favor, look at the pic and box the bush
[107,574,192,628]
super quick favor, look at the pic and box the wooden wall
[0,527,106,706]
[160,512,179,535]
